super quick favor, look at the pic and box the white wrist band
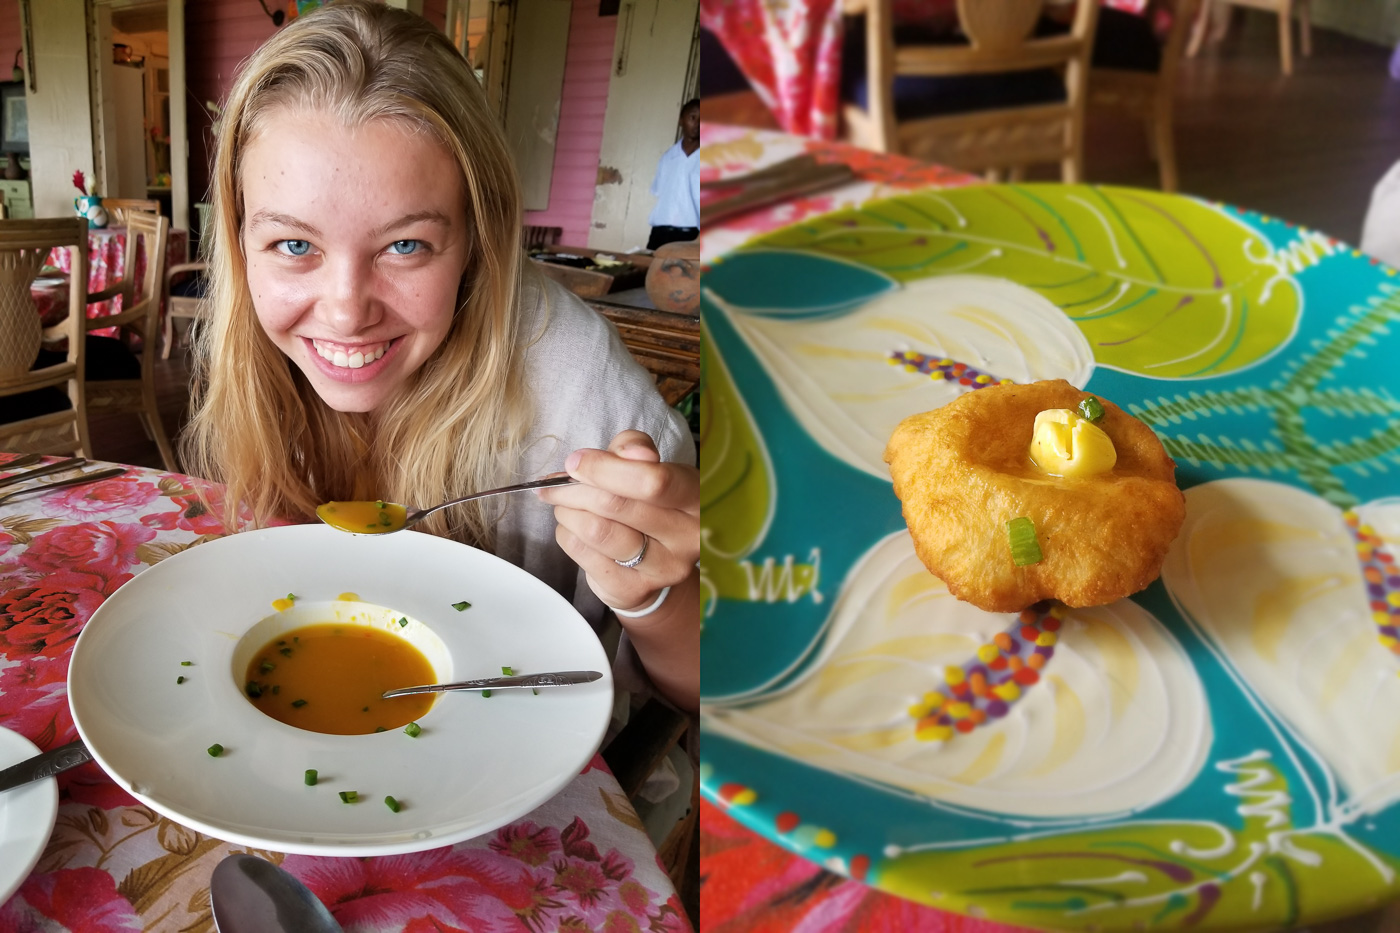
[612,586,671,618]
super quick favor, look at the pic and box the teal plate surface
[699,184,1400,930]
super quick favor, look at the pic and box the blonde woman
[181,0,699,710]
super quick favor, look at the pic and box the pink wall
[0,0,21,85]
[185,1,279,203]
[522,0,617,246]
[187,0,602,244]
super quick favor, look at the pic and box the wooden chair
[840,0,1101,182]
[0,218,92,458]
[1187,0,1310,75]
[100,198,162,227]
[1088,0,1202,192]
[161,261,211,359]
[46,211,178,471]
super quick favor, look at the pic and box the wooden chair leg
[1061,152,1082,184]
[142,383,178,472]
[1278,0,1294,75]
[1153,108,1179,193]
[1299,0,1312,57]
[161,309,174,360]
[1187,0,1213,57]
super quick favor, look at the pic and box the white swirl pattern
[709,272,1096,479]
[1162,478,1400,817]
[704,532,1213,819]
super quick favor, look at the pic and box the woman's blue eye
[278,239,311,256]
[389,240,421,255]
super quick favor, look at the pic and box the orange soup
[244,624,435,734]
[316,500,408,534]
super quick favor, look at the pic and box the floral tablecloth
[33,225,189,337]
[0,453,690,933]
[700,0,1150,140]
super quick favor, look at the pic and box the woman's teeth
[313,341,387,369]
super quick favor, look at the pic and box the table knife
[0,739,91,794]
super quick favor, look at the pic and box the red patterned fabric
[701,800,1037,933]
[701,0,1150,140]
[36,226,189,336]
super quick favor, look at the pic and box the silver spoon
[210,853,342,933]
[316,475,577,535]
[383,669,603,699]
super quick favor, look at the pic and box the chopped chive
[375,726,387,733]
[404,721,422,738]
[277,639,286,646]
[338,790,358,803]
[176,675,186,685]
[292,698,308,708]
[272,685,281,695]
[482,689,493,698]
[501,666,514,675]
[375,500,385,509]
[246,681,263,698]
[366,523,379,529]
[1078,396,1105,423]
[1007,516,1044,567]
[304,769,318,786]
[260,660,276,674]
[384,795,401,813]
[398,617,409,628]
[379,514,393,527]
[286,593,297,601]
[207,744,224,757]
[362,706,370,712]
[180,660,193,666]
[279,647,293,657]
[451,601,471,611]
[532,688,539,696]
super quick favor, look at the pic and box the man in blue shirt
[646,99,700,251]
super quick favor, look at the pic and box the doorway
[92,0,188,234]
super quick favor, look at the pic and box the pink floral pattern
[0,454,689,932]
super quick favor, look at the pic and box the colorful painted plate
[699,184,1400,930]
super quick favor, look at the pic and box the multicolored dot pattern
[887,351,1012,388]
[1344,511,1400,667]
[910,602,1062,742]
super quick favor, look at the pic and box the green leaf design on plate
[876,758,1399,929]
[699,321,819,614]
[752,185,1303,379]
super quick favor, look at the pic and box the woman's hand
[539,430,700,709]
[543,430,699,610]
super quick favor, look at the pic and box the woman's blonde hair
[181,0,531,548]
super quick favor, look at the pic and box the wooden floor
[706,8,1400,244]
[88,338,196,472]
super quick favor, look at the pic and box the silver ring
[614,535,648,569]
